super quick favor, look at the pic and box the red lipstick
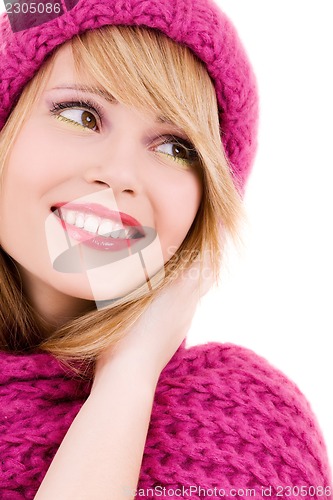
[51,202,145,252]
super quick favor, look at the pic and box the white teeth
[75,214,85,228]
[64,210,76,225]
[97,220,114,237]
[57,208,141,239]
[111,229,126,239]
[84,216,100,233]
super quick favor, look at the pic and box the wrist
[92,352,160,396]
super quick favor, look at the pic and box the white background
[189,0,333,467]
[1,0,332,467]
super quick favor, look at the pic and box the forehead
[46,43,87,87]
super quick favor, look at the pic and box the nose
[82,136,144,197]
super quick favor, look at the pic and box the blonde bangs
[71,26,214,136]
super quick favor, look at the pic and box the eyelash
[49,100,199,166]
[154,136,199,166]
[50,100,103,130]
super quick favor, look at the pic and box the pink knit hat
[0,0,258,192]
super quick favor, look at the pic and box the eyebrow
[47,84,117,103]
[47,84,178,127]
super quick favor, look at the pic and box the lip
[53,202,145,231]
[51,202,146,252]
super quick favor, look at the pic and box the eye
[60,109,97,130]
[155,136,199,165]
[50,101,101,131]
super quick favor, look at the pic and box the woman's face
[0,44,202,324]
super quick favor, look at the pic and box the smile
[51,202,145,252]
[59,208,142,239]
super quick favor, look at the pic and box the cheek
[152,170,202,260]
[4,119,81,197]
[0,123,66,251]
[3,124,54,194]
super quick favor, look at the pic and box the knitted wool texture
[0,0,258,192]
[0,343,331,499]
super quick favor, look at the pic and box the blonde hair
[0,26,243,368]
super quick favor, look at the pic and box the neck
[16,266,95,334]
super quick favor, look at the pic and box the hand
[93,249,215,387]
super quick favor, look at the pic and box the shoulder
[139,342,332,494]
[158,341,318,418]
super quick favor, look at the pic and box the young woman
[0,0,331,498]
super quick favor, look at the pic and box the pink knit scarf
[0,342,332,498]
